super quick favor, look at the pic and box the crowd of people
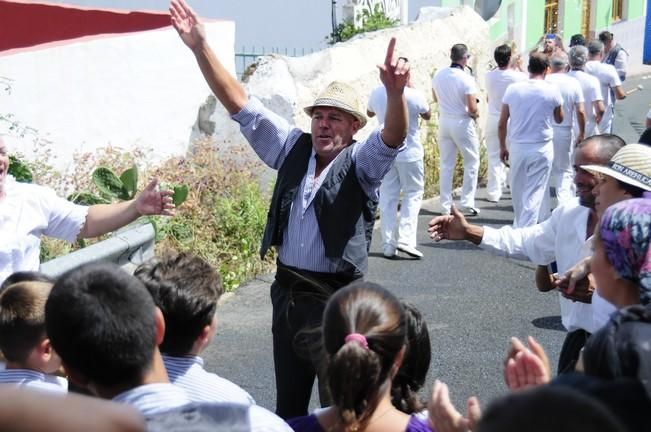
[0,0,649,430]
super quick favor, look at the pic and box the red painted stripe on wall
[0,0,171,52]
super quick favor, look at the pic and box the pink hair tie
[344,333,368,349]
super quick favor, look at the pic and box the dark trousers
[557,328,591,374]
[270,262,360,419]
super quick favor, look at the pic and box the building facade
[430,0,647,69]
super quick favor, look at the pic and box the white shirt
[0,368,68,394]
[502,79,563,144]
[646,108,651,120]
[484,68,527,116]
[567,70,603,124]
[163,355,255,405]
[545,73,585,128]
[113,383,191,415]
[0,176,88,285]
[480,199,595,333]
[432,67,478,116]
[585,61,622,107]
[367,86,429,162]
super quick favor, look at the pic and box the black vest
[260,133,377,274]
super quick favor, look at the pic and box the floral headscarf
[599,199,651,305]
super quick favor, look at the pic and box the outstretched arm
[78,179,174,239]
[378,38,409,148]
[428,205,484,244]
[170,0,247,114]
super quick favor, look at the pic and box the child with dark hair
[391,302,431,415]
[134,252,254,405]
[45,262,187,413]
[288,281,432,431]
[0,280,66,393]
[46,262,290,431]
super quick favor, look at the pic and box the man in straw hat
[427,134,631,374]
[170,0,410,418]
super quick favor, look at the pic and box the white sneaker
[383,244,397,258]
[397,244,423,258]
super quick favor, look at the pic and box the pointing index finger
[384,37,396,67]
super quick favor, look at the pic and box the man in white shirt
[498,53,564,227]
[484,44,527,203]
[427,134,625,373]
[599,31,628,81]
[585,40,626,134]
[432,43,481,216]
[545,55,586,204]
[368,80,431,258]
[567,46,605,138]
[46,262,290,431]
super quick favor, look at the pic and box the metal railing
[40,223,156,278]
[235,46,315,80]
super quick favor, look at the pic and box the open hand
[135,179,175,216]
[429,380,481,432]
[377,38,410,95]
[428,205,469,242]
[503,337,551,391]
[170,0,206,51]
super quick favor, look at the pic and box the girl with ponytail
[288,281,432,431]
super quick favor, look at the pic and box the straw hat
[304,81,367,127]
[582,143,651,192]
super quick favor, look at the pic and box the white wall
[0,21,235,172]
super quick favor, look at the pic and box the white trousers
[438,115,480,212]
[485,113,507,201]
[379,160,424,248]
[509,140,553,228]
[551,126,575,204]
[598,104,615,134]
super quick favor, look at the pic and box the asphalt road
[202,68,651,413]
[204,188,566,412]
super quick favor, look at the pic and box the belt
[275,260,361,298]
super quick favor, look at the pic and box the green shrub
[328,4,398,45]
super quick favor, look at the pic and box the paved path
[202,70,651,412]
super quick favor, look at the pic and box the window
[612,0,624,22]
[544,0,559,34]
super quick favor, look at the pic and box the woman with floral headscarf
[591,198,651,309]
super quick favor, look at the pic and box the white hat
[304,81,367,127]
[582,144,651,192]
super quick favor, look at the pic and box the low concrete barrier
[40,223,155,278]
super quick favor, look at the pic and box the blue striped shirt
[163,355,255,405]
[0,368,67,394]
[232,98,401,273]
[112,383,191,415]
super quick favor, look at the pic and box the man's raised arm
[378,38,409,148]
[170,0,247,115]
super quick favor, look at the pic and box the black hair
[45,262,157,388]
[615,179,645,198]
[493,44,512,68]
[477,386,625,432]
[599,31,614,44]
[323,281,406,432]
[1,271,54,292]
[450,44,469,62]
[638,128,651,146]
[528,52,549,75]
[134,252,222,356]
[391,302,430,414]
